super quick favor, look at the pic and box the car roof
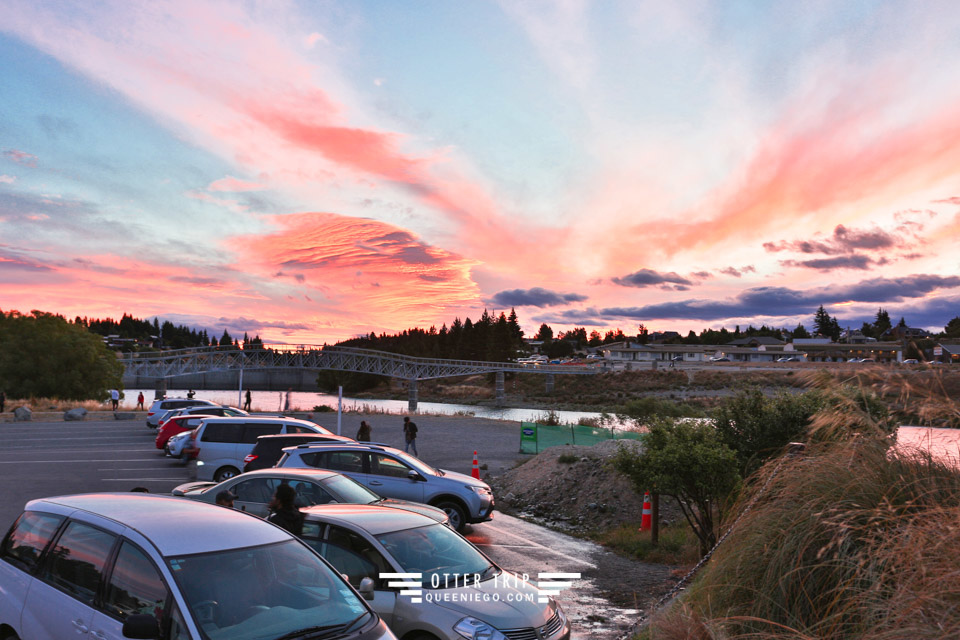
[300,503,436,535]
[284,442,400,454]
[238,467,340,480]
[27,493,291,555]
[255,432,342,441]
[201,415,318,425]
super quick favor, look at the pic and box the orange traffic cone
[471,450,480,479]
[640,492,652,531]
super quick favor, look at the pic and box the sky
[1,0,959,345]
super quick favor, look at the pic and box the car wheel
[433,500,467,532]
[214,466,240,482]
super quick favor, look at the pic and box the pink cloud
[3,149,37,167]
[0,175,16,184]
[207,175,266,192]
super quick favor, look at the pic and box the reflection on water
[126,388,606,425]
[897,426,960,469]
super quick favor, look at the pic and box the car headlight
[454,616,507,640]
[468,485,492,496]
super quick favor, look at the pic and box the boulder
[13,406,31,422]
[64,407,88,421]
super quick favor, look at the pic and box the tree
[813,306,840,341]
[0,311,124,400]
[534,323,553,342]
[946,316,960,338]
[613,420,740,556]
[791,323,810,339]
[637,323,649,345]
[712,389,824,477]
[873,308,892,337]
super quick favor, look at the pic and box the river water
[126,388,607,425]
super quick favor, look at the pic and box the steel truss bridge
[121,345,600,410]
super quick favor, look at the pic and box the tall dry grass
[645,438,960,639]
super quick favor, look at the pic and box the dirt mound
[490,439,678,534]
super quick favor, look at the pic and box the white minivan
[191,416,352,482]
[0,493,395,640]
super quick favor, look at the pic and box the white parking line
[482,524,596,567]
[102,478,185,482]
[0,458,162,464]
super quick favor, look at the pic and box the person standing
[402,416,418,456]
[110,388,120,411]
[267,484,304,536]
[136,392,145,410]
[356,420,371,442]
[244,389,252,411]
[284,388,292,412]
[215,490,236,509]
[187,389,196,399]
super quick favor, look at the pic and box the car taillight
[147,412,155,417]
[244,454,258,464]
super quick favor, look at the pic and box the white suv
[277,442,495,532]
[0,493,395,640]
[145,398,218,428]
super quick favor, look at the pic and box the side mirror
[359,577,376,600]
[122,614,159,639]
[407,470,424,482]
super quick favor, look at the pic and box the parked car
[145,397,218,428]
[0,493,394,640]
[165,429,194,461]
[709,356,731,362]
[191,416,352,482]
[670,355,683,362]
[244,432,358,472]
[172,468,449,524]
[902,358,920,364]
[777,356,799,362]
[298,504,570,640]
[155,414,211,451]
[277,442,495,532]
[157,404,248,430]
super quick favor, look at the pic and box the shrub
[557,454,578,464]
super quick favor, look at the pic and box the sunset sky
[2,1,959,344]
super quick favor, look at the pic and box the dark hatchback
[244,433,355,472]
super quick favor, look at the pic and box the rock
[113,412,136,421]
[64,408,88,421]
[13,406,31,422]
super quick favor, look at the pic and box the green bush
[616,396,704,425]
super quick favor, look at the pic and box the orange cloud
[647,95,960,256]
[231,212,483,333]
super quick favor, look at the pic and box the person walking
[110,388,120,411]
[136,392,145,410]
[187,389,196,399]
[267,484,304,536]
[356,420,371,442]
[402,416,418,456]
[243,389,252,412]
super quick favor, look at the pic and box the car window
[42,521,117,605]
[200,422,241,443]
[286,425,311,434]
[287,480,335,506]
[104,541,170,624]
[232,478,274,504]
[370,453,411,478]
[1,511,64,571]
[303,451,365,474]
[242,424,281,443]
[308,525,387,587]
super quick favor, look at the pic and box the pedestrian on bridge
[403,416,418,456]
[244,389,252,411]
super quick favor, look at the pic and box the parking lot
[0,417,654,638]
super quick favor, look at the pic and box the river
[125,388,608,425]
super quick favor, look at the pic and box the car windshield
[377,524,496,589]
[166,540,370,640]
[322,474,382,504]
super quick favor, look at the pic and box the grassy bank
[644,438,960,639]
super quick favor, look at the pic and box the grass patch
[600,522,700,565]
[557,453,579,464]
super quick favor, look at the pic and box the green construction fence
[519,421,644,454]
